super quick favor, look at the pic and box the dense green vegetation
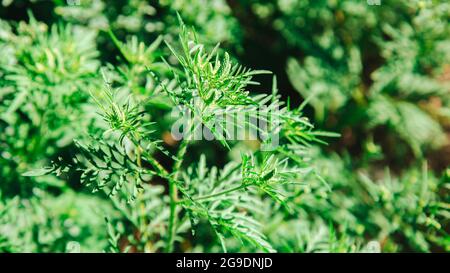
[0,0,448,253]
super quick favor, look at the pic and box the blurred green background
[0,0,449,252]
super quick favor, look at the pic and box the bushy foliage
[0,1,448,253]
[0,14,112,252]
[283,0,450,160]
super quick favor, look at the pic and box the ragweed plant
[0,14,112,252]
[2,1,448,254]
[0,13,100,194]
[283,0,450,159]
[280,148,450,252]
[33,17,334,253]
[50,0,242,60]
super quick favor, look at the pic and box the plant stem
[178,184,249,204]
[166,181,178,252]
[131,134,152,252]
[129,133,184,252]
[130,135,169,176]
[166,137,189,252]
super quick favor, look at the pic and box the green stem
[172,139,189,178]
[178,184,249,204]
[166,137,190,252]
[131,134,153,252]
[166,116,195,252]
[166,181,178,252]
[130,136,169,177]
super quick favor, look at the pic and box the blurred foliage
[282,0,450,161]
[0,0,448,253]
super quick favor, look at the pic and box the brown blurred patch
[438,64,450,82]
[162,131,178,147]
[427,133,450,173]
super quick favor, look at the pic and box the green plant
[283,0,450,160]
[0,13,113,252]
[50,0,242,60]
[1,1,448,254]
[290,148,450,252]
[29,16,338,253]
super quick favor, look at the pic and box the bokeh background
[0,0,449,252]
